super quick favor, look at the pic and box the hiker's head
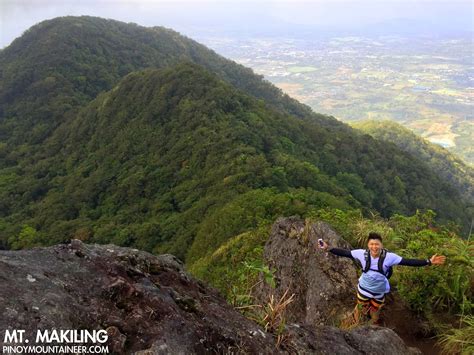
[367,232,383,256]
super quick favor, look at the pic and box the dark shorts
[356,291,385,310]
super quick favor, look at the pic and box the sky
[1,0,472,48]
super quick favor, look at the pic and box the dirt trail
[382,292,442,355]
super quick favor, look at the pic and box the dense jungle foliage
[0,16,328,150]
[0,63,471,259]
[353,120,474,202]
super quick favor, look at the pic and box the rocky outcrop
[0,239,420,354]
[255,216,359,325]
[285,323,421,354]
[0,241,276,354]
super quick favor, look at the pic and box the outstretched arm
[399,254,446,267]
[319,241,353,259]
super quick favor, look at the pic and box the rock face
[256,216,359,325]
[0,239,419,354]
[285,324,421,355]
[0,241,276,354]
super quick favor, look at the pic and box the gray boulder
[0,241,276,354]
[255,216,359,325]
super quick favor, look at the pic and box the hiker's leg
[355,292,370,322]
[369,297,385,324]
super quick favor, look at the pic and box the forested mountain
[352,120,474,202]
[0,17,471,260]
[0,16,334,150]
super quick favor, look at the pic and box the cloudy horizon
[1,0,472,48]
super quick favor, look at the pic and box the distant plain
[201,35,473,164]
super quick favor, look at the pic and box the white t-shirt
[350,249,403,297]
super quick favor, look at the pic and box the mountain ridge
[0,16,338,148]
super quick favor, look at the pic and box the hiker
[319,232,446,324]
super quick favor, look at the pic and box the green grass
[437,316,474,355]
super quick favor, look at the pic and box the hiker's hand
[319,240,329,250]
[430,254,446,265]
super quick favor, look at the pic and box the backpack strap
[380,249,394,279]
[363,249,371,272]
[378,249,387,274]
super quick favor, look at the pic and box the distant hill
[352,120,474,202]
[0,16,336,150]
[0,17,471,258]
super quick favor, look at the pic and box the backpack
[360,248,393,279]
